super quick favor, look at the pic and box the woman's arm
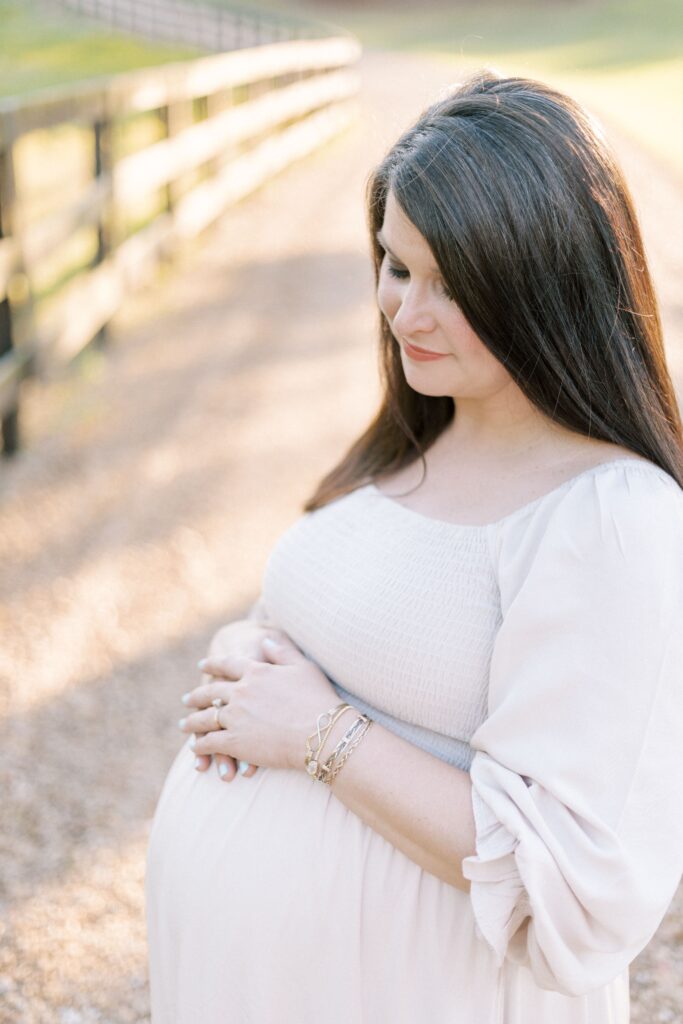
[198,603,478,885]
[301,705,477,892]
[186,638,477,889]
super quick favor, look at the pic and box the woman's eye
[387,264,409,280]
[384,258,457,303]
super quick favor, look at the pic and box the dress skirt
[145,738,630,1024]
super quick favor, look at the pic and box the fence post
[0,142,23,456]
[92,112,113,350]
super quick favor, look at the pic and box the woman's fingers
[215,753,238,781]
[192,729,233,757]
[197,653,249,680]
[181,662,261,778]
[180,690,259,780]
[213,754,259,781]
[181,681,234,710]
[180,704,229,736]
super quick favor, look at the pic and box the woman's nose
[391,286,436,337]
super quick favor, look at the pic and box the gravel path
[1,50,681,1023]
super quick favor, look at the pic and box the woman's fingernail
[218,763,230,779]
[181,692,191,705]
[189,735,197,750]
[237,760,249,775]
[178,717,187,729]
[197,658,208,670]
[194,757,202,769]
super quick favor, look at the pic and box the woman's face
[376,189,513,401]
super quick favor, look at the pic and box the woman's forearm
[298,710,477,892]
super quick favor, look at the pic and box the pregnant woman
[145,69,683,1023]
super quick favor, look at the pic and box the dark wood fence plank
[0,144,22,453]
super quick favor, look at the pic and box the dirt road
[1,50,681,1023]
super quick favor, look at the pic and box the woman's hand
[179,636,340,774]
[190,620,291,781]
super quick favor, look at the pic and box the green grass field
[0,0,200,98]
[209,0,683,177]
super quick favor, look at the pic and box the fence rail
[0,34,362,455]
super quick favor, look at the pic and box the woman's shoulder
[491,454,683,597]
[500,451,681,530]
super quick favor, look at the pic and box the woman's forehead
[378,195,439,269]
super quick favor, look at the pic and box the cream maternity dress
[145,457,683,1023]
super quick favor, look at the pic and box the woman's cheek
[377,278,400,324]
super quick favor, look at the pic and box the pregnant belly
[144,739,492,1023]
[145,739,377,979]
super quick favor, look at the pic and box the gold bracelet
[304,702,356,778]
[324,713,368,768]
[321,716,373,784]
[317,714,373,785]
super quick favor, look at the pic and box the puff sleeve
[461,463,683,997]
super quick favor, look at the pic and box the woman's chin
[403,367,458,399]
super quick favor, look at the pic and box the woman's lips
[403,340,450,361]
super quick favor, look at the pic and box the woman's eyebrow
[375,229,439,272]
[375,230,398,257]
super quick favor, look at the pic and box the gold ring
[212,696,225,730]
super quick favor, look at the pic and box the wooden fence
[0,34,361,455]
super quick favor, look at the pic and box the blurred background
[0,1,681,1020]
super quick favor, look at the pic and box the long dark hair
[303,68,683,512]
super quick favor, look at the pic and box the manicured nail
[197,658,208,670]
[178,717,187,729]
[237,760,249,775]
[189,735,197,750]
[181,692,191,705]
[194,757,202,769]
[262,638,279,652]
[218,763,230,779]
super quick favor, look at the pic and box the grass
[294,0,682,68]
[205,0,683,177]
[0,0,200,99]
